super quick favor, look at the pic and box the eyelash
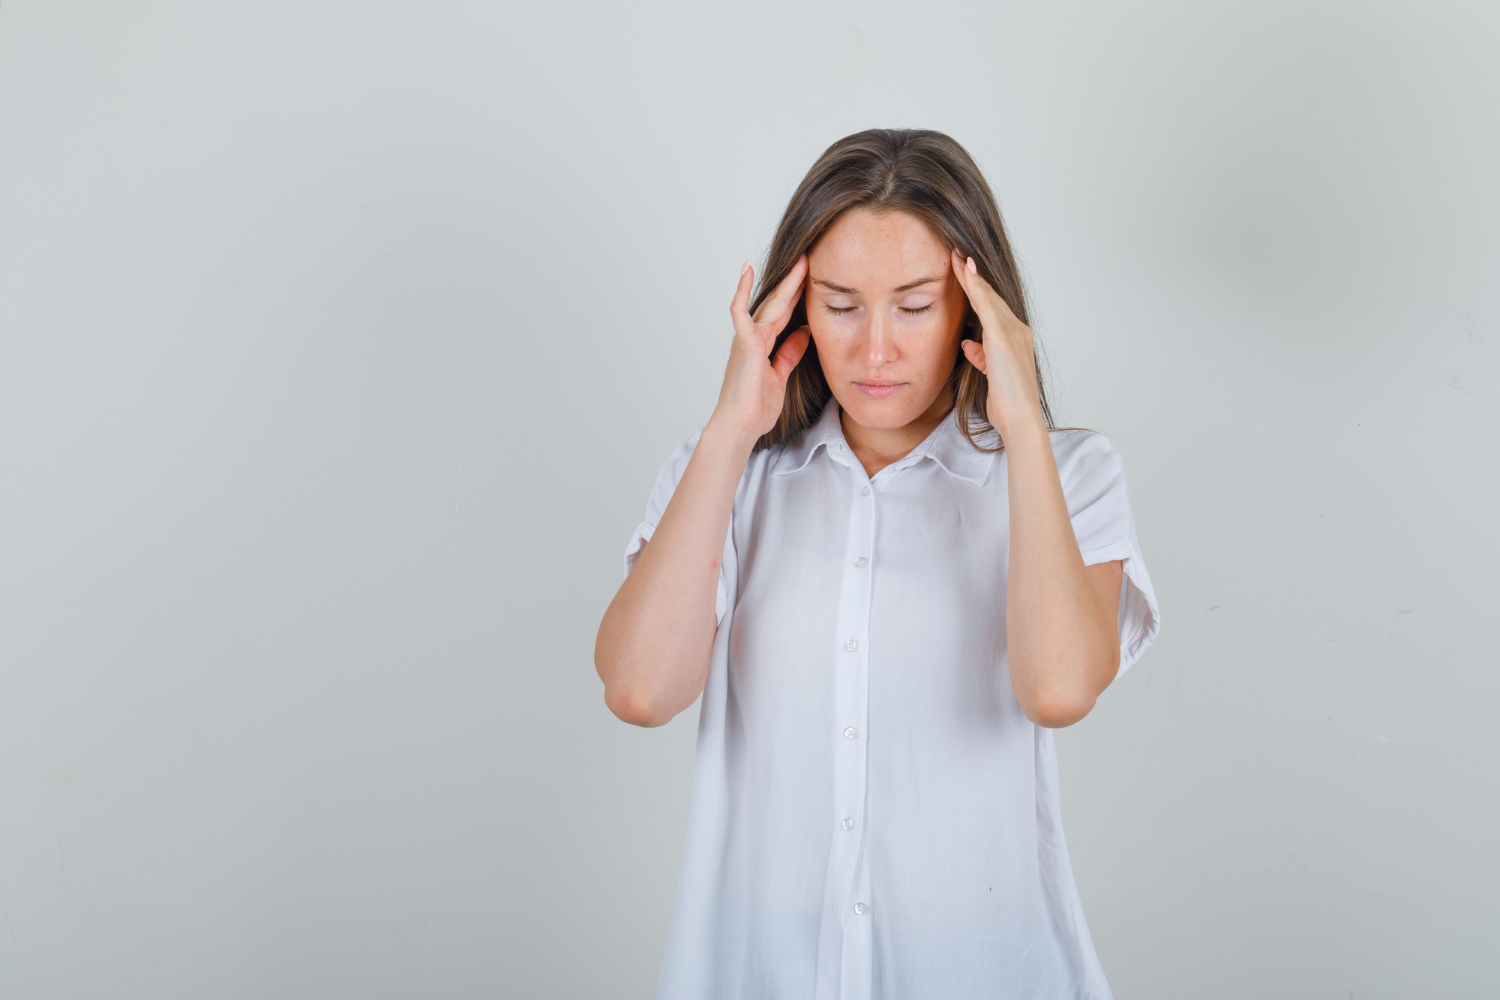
[824,304,934,316]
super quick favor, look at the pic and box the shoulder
[664,426,706,468]
[635,428,705,505]
[1047,427,1118,465]
[1046,429,1124,491]
[651,425,775,492]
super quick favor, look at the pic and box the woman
[595,128,1161,1000]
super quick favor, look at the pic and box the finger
[951,248,1005,334]
[950,247,984,320]
[754,253,809,326]
[730,259,754,333]
[952,247,991,295]
[771,325,811,381]
[960,338,988,375]
[953,248,1020,323]
[773,252,809,304]
[950,246,976,290]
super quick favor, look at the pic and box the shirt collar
[769,394,996,485]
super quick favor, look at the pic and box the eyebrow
[810,275,943,295]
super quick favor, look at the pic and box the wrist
[994,405,1048,446]
[702,411,763,455]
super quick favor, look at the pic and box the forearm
[1002,415,1118,725]
[595,415,756,727]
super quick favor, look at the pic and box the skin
[600,208,1126,728]
[802,207,1127,725]
[802,207,971,477]
[945,225,1126,724]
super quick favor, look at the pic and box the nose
[860,313,896,365]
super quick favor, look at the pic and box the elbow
[597,642,674,728]
[1032,696,1095,729]
[594,613,703,729]
[1022,645,1117,728]
[1027,683,1099,729]
[596,619,658,727]
[603,682,670,728]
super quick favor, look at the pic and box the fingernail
[741,259,751,274]
[967,256,977,274]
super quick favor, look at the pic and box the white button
[853,902,868,915]
[845,639,858,651]
[861,485,870,496]
[843,726,858,739]
[841,816,854,830]
[853,556,867,568]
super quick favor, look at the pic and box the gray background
[1,1,1496,997]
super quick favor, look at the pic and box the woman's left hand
[951,247,1043,434]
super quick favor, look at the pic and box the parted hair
[748,127,1094,455]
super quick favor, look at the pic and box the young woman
[595,128,1161,1000]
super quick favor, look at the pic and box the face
[804,207,969,444]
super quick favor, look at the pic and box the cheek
[805,325,848,369]
[914,311,961,351]
[919,319,966,376]
[807,317,855,352]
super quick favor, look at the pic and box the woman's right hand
[711,253,813,441]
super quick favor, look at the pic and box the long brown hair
[749,127,1094,454]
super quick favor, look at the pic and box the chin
[836,388,921,428]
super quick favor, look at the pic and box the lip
[855,380,905,397]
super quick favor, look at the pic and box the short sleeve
[1057,432,1161,678]
[622,428,732,629]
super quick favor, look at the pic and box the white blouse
[622,394,1161,1000]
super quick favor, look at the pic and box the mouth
[854,380,905,397]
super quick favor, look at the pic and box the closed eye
[825,304,934,316]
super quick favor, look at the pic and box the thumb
[961,339,986,372]
[770,326,811,381]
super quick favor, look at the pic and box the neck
[838,386,954,468]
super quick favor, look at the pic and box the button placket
[838,463,877,994]
[814,450,878,1000]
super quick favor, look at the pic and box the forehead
[809,208,947,290]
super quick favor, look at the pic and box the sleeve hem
[623,519,656,580]
[1079,539,1132,565]
[1080,539,1159,679]
[1116,553,1159,678]
[622,519,729,629]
